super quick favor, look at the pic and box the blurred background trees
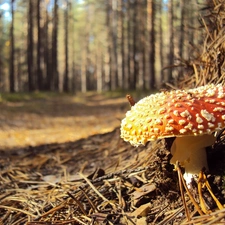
[0,0,205,93]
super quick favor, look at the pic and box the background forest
[0,0,206,93]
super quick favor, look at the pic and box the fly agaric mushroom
[121,84,225,183]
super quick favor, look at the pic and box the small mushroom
[121,84,225,183]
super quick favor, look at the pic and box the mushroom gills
[170,134,216,183]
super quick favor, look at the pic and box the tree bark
[132,0,138,89]
[127,0,135,89]
[167,0,174,82]
[9,0,15,92]
[109,0,118,90]
[117,0,123,89]
[27,0,35,91]
[37,0,43,90]
[159,0,164,87]
[146,0,155,89]
[52,0,59,91]
[63,0,69,92]
[44,0,51,91]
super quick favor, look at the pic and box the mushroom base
[170,134,216,182]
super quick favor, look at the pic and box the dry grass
[177,0,225,88]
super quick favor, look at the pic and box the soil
[0,93,225,224]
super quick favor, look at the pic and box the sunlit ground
[0,92,130,149]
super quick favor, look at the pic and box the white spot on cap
[218,92,225,98]
[219,102,225,106]
[154,128,160,133]
[155,118,163,125]
[126,124,133,130]
[201,109,215,122]
[198,124,204,129]
[178,119,186,125]
[208,122,215,128]
[206,129,211,134]
[143,125,148,131]
[205,99,215,103]
[158,107,166,114]
[180,128,187,134]
[184,123,193,130]
[175,103,181,107]
[196,116,203,124]
[213,107,225,112]
[165,126,174,132]
[173,110,179,117]
[180,110,191,118]
[168,119,174,124]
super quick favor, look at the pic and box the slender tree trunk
[9,0,15,92]
[120,0,126,90]
[167,0,174,82]
[81,46,87,93]
[52,0,59,91]
[104,0,111,91]
[179,0,185,60]
[117,0,123,89]
[63,0,69,92]
[71,0,76,93]
[96,44,102,92]
[27,0,35,91]
[139,0,146,90]
[127,0,134,89]
[147,0,155,89]
[123,0,129,90]
[44,0,51,90]
[37,0,43,90]
[159,0,164,87]
[81,2,91,93]
[132,0,138,89]
[110,0,118,90]
[17,48,22,91]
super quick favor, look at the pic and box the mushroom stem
[170,134,216,183]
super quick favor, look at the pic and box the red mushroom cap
[121,84,225,146]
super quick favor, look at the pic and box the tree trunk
[127,0,134,89]
[52,0,59,91]
[44,0,51,91]
[104,0,111,91]
[117,0,123,89]
[96,44,103,92]
[71,0,76,93]
[146,0,155,89]
[37,0,43,90]
[159,0,164,87]
[109,0,118,90]
[132,0,138,89]
[139,0,146,90]
[63,0,69,92]
[27,0,35,91]
[9,0,15,92]
[167,0,174,83]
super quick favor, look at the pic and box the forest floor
[0,92,130,149]
[0,92,225,224]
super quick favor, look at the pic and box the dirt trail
[0,93,129,149]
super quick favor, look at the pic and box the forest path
[0,93,130,149]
